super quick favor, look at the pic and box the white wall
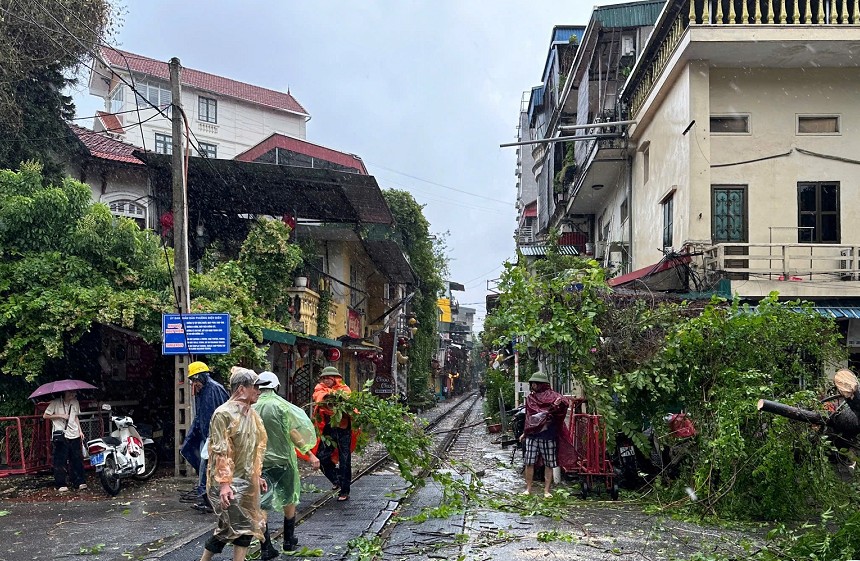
[107,76,308,159]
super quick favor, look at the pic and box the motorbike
[86,404,159,496]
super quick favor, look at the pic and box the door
[712,186,748,280]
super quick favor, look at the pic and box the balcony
[285,287,338,337]
[703,243,860,297]
[625,0,860,118]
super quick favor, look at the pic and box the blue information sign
[162,313,231,355]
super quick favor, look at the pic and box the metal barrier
[556,398,616,497]
[0,410,108,477]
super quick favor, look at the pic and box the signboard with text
[347,309,361,339]
[162,313,231,355]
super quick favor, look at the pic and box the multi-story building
[537,0,860,357]
[516,2,663,270]
[87,47,310,160]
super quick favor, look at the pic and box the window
[662,194,674,249]
[198,96,217,123]
[108,200,146,229]
[710,115,750,134]
[797,115,840,135]
[154,133,172,155]
[135,81,172,113]
[798,182,840,243]
[197,142,217,159]
[110,86,123,113]
[620,198,629,224]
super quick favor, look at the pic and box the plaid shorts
[523,437,558,468]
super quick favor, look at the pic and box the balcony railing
[285,288,338,337]
[626,0,860,117]
[704,243,860,281]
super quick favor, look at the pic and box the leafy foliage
[382,190,446,408]
[0,0,118,179]
[237,218,302,322]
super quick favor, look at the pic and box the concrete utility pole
[169,58,192,477]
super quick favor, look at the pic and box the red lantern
[326,348,341,362]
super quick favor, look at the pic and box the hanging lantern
[409,326,418,336]
[408,317,418,326]
[326,348,341,362]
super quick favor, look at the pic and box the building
[66,123,152,229]
[530,0,860,359]
[87,47,310,160]
[516,2,663,270]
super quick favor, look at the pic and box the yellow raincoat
[206,398,268,541]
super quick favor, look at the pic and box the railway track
[296,392,481,522]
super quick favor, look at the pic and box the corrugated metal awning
[808,307,860,319]
[518,245,579,256]
[595,0,665,27]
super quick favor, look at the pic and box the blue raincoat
[180,376,229,471]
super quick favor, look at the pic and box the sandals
[337,494,349,501]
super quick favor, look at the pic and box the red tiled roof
[234,133,368,174]
[96,111,125,134]
[100,47,309,116]
[608,254,691,288]
[69,123,144,165]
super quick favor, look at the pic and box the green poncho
[253,390,317,510]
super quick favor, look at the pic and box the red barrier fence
[557,397,615,497]
[0,410,108,477]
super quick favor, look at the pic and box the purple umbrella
[28,379,98,400]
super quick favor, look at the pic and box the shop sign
[372,373,395,396]
[347,309,361,338]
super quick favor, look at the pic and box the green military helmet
[527,372,550,384]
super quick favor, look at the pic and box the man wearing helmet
[313,366,353,501]
[254,371,319,556]
[180,361,229,513]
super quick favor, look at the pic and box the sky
[70,0,621,332]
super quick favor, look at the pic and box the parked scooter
[86,404,158,496]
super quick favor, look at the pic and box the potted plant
[553,143,576,202]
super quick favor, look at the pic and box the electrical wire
[366,160,513,205]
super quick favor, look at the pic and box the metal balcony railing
[703,242,860,281]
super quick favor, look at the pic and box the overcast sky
[70,1,621,331]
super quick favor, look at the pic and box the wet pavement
[0,395,759,560]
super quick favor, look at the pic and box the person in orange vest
[312,366,352,501]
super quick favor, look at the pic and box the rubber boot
[283,517,298,552]
[260,526,280,560]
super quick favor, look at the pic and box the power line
[366,161,513,205]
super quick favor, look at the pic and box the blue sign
[162,313,231,355]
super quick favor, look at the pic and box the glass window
[643,147,650,184]
[135,82,172,115]
[798,115,839,134]
[710,115,750,134]
[198,96,217,124]
[110,86,123,113]
[620,198,629,223]
[797,182,840,243]
[198,142,217,159]
[662,195,674,249]
[154,133,172,155]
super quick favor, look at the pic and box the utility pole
[169,58,192,477]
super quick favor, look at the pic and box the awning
[518,245,579,256]
[261,329,341,348]
[523,201,537,218]
[297,333,342,348]
[608,254,690,290]
[807,307,860,319]
[262,328,296,345]
[339,338,382,353]
[138,152,394,224]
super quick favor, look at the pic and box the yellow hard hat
[188,361,210,378]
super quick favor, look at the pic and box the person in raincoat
[254,371,319,556]
[180,361,229,513]
[313,366,353,501]
[199,368,267,561]
[518,372,568,498]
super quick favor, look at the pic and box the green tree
[382,189,446,408]
[0,0,118,179]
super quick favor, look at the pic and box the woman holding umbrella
[42,389,87,492]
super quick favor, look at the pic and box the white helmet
[257,371,280,390]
